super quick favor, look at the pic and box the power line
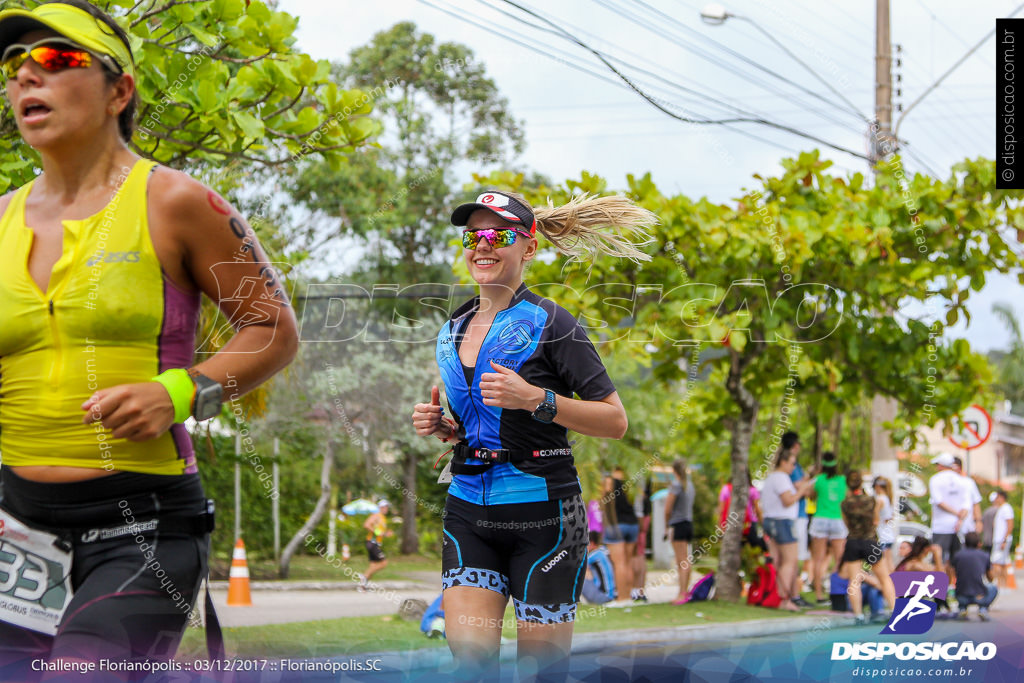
[421,0,799,154]
[591,0,868,127]
[424,0,820,156]
[914,0,994,68]
[476,0,820,124]
[493,0,869,160]
[625,0,871,123]
[482,0,875,136]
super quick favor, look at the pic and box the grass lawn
[178,614,444,660]
[210,553,442,582]
[178,599,801,659]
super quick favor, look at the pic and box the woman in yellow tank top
[0,1,297,673]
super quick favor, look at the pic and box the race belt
[0,502,215,636]
[450,443,572,474]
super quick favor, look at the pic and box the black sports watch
[531,389,557,423]
[190,371,223,421]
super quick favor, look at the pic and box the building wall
[913,410,1024,485]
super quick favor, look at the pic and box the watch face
[191,374,223,421]
[194,390,221,421]
[532,403,557,424]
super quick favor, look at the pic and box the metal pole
[869,0,900,480]
[273,438,280,562]
[234,432,241,542]
[874,0,893,151]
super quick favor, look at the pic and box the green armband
[152,368,195,423]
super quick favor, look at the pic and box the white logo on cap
[477,192,510,208]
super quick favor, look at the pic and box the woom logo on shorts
[541,550,568,573]
[831,571,997,663]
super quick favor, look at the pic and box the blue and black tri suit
[437,284,615,624]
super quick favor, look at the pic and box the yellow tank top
[366,519,386,542]
[0,159,200,474]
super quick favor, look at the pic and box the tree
[286,21,525,282]
[476,154,1023,601]
[993,302,1024,416]
[256,309,446,573]
[0,0,380,191]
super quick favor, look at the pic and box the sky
[277,0,1022,353]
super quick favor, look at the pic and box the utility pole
[870,0,901,484]
[872,0,894,161]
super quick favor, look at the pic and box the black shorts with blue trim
[442,494,587,624]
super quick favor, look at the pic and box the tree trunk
[717,350,761,602]
[831,413,843,455]
[279,438,334,578]
[813,417,824,466]
[400,452,420,554]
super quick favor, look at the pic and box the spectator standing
[838,471,895,624]
[952,456,983,537]
[928,452,969,568]
[603,466,638,604]
[873,477,896,550]
[808,452,848,604]
[718,468,765,550]
[952,532,998,621]
[989,489,1015,588]
[632,478,652,602]
[665,460,696,604]
[782,432,812,599]
[981,492,999,555]
[761,449,815,611]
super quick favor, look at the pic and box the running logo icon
[883,571,948,635]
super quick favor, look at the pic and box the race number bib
[0,507,73,635]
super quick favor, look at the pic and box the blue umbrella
[342,499,379,515]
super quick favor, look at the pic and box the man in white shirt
[929,452,969,570]
[952,456,983,536]
[990,489,1015,588]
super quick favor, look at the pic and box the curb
[207,580,436,592]
[362,614,848,670]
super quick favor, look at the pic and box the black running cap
[451,191,536,234]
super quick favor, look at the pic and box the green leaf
[195,79,220,113]
[234,111,265,140]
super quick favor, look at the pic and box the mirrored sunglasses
[462,228,532,250]
[1,38,116,78]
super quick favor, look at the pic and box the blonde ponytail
[531,193,656,263]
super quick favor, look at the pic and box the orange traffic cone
[1006,564,1017,591]
[1015,544,1023,570]
[227,538,252,606]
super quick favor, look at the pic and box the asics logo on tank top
[86,250,141,266]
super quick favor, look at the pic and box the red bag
[746,557,782,608]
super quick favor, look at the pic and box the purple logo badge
[883,571,948,635]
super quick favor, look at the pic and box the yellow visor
[0,3,134,77]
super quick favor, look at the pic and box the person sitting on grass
[895,535,951,614]
[582,531,617,605]
[951,531,998,621]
